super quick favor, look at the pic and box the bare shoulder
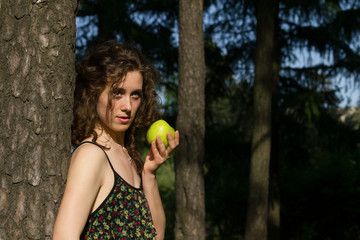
[53,142,109,238]
[68,142,109,178]
[64,142,109,201]
[72,142,107,164]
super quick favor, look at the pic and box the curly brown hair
[72,41,161,173]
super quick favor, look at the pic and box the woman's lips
[117,116,130,123]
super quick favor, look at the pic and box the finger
[151,140,167,161]
[154,136,170,161]
[156,135,166,152]
[149,141,158,160]
[167,132,176,150]
[174,130,180,146]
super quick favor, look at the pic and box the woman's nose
[120,96,132,112]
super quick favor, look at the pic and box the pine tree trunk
[268,109,281,240]
[175,0,206,239]
[245,0,277,239]
[268,11,281,239]
[0,1,77,239]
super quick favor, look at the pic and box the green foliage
[205,125,251,239]
[156,157,176,240]
[77,0,178,75]
[278,111,360,239]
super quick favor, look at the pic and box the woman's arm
[142,170,166,239]
[53,144,107,240]
[142,131,180,240]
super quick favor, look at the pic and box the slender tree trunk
[0,1,77,239]
[268,116,281,240]
[268,94,281,240]
[245,0,277,239]
[268,9,281,239]
[175,0,206,239]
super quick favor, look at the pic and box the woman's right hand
[143,130,180,176]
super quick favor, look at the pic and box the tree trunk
[0,1,77,239]
[245,0,277,239]
[268,98,281,240]
[268,10,281,239]
[175,0,206,239]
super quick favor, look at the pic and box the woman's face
[96,71,143,136]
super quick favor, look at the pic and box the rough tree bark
[0,1,77,239]
[175,0,206,239]
[245,0,277,239]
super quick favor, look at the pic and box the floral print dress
[79,142,157,240]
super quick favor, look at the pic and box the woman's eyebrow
[113,87,143,93]
[113,87,124,91]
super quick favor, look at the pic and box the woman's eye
[131,93,140,99]
[113,90,122,96]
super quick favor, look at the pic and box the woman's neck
[94,125,125,147]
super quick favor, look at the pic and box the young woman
[53,41,179,240]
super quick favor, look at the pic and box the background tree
[204,0,360,239]
[175,0,206,239]
[244,0,277,239]
[0,1,77,239]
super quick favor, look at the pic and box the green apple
[146,120,175,148]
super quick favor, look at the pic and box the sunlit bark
[0,1,77,239]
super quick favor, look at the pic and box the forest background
[74,0,360,239]
[1,0,360,239]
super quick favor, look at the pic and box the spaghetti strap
[76,141,142,190]
[76,141,117,174]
